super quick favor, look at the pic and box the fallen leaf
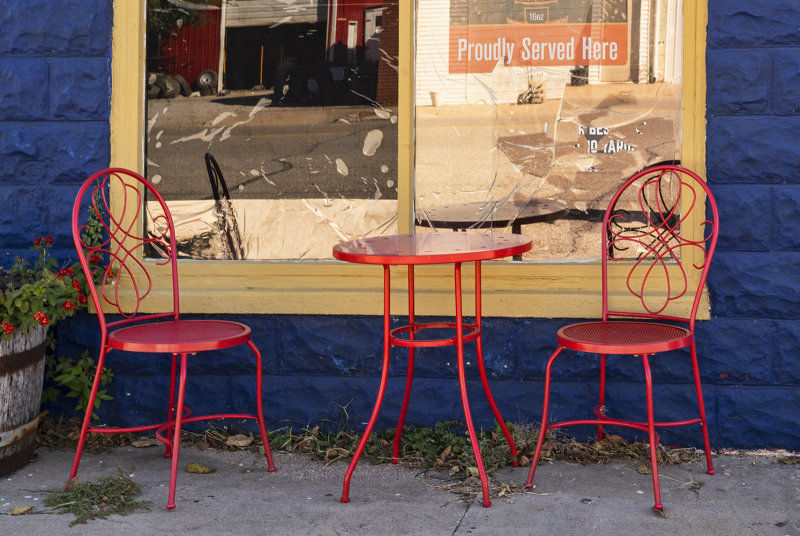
[603,434,628,447]
[131,437,161,448]
[186,463,216,474]
[324,447,349,461]
[11,506,33,515]
[637,465,651,474]
[439,445,452,460]
[225,434,253,448]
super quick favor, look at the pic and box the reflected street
[146,91,399,201]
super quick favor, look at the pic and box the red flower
[58,267,75,278]
[78,293,87,304]
[72,279,82,291]
[89,254,101,265]
[33,237,42,245]
[63,301,76,311]
[1,321,14,335]
[33,311,50,326]
[45,236,54,245]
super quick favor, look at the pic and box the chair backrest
[72,168,180,334]
[601,164,718,329]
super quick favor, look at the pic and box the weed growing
[44,474,150,526]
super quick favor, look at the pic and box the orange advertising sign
[449,24,628,73]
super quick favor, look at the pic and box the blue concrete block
[773,187,800,250]
[0,185,76,246]
[708,1,800,48]
[275,315,382,376]
[0,0,111,56]
[716,386,800,449]
[489,317,565,380]
[707,117,800,184]
[0,122,109,187]
[49,58,110,120]
[774,50,800,114]
[0,59,48,120]
[772,320,800,385]
[694,318,775,384]
[710,252,800,318]
[712,185,771,251]
[706,49,771,115]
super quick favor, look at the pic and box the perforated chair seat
[558,320,693,354]
[109,320,252,353]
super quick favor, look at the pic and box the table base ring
[389,322,480,348]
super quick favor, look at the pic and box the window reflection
[415,0,683,261]
[145,0,399,260]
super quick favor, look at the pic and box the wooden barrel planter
[0,326,46,476]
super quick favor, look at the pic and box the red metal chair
[69,168,275,509]
[525,164,718,512]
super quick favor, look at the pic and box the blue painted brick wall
[3,1,800,451]
[706,0,800,449]
[0,0,111,262]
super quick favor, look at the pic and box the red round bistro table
[333,232,532,507]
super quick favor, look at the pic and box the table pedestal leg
[393,266,415,463]
[341,265,392,503]
[473,261,518,466]
[454,262,492,507]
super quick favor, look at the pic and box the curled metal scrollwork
[76,171,173,318]
[605,168,714,315]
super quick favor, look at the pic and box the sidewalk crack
[451,500,472,535]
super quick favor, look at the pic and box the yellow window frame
[109,1,708,319]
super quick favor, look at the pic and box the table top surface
[333,232,532,265]
[416,199,569,229]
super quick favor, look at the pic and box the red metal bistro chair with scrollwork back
[69,168,275,509]
[525,164,718,512]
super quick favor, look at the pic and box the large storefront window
[144,1,399,260]
[115,0,704,315]
[415,0,683,261]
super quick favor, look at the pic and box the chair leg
[248,340,276,472]
[68,348,109,483]
[525,347,562,488]
[166,353,189,510]
[164,353,178,459]
[690,343,715,475]
[597,354,607,441]
[642,354,663,511]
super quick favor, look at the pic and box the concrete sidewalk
[1,445,798,535]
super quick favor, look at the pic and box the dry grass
[36,415,706,503]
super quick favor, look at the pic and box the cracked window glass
[144,0,399,260]
[415,0,683,261]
